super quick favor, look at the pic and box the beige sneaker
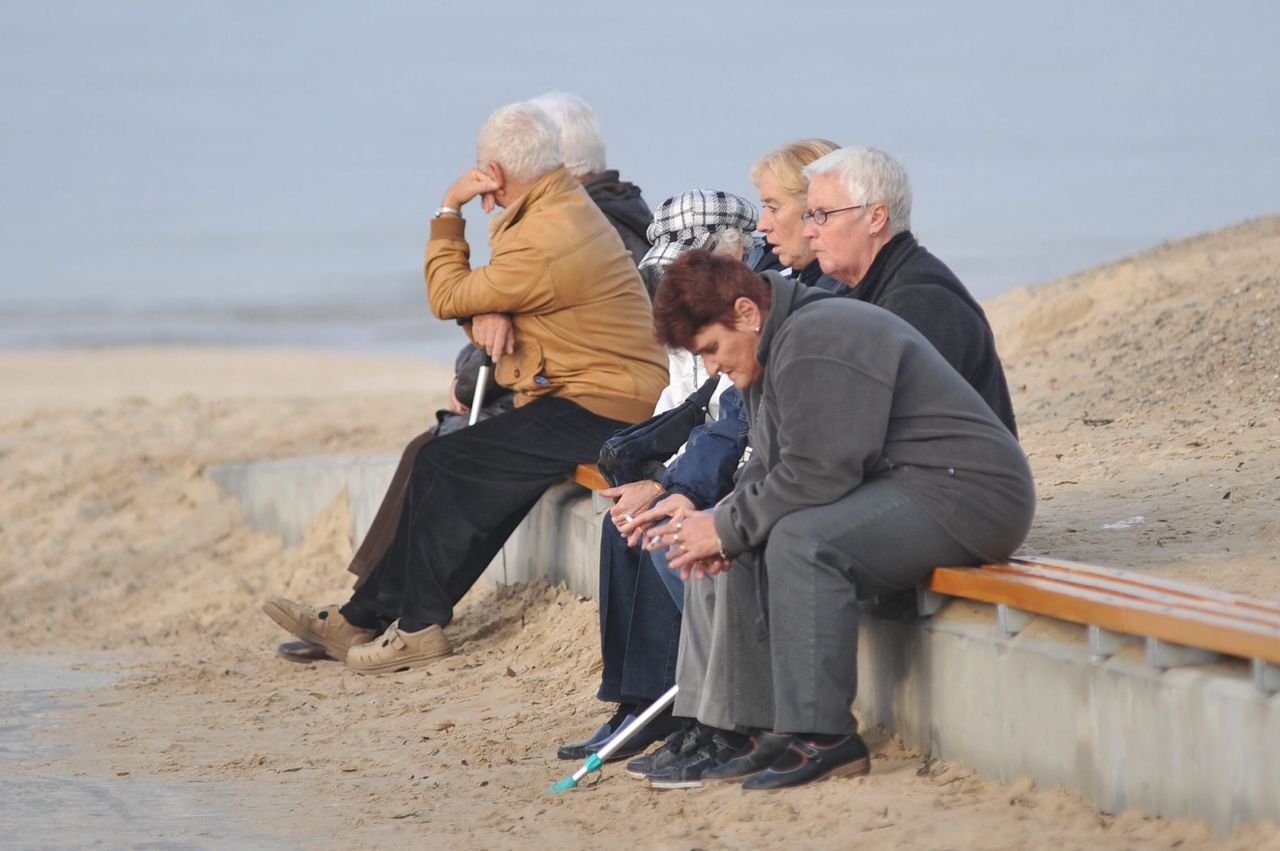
[344,620,452,675]
[261,597,375,661]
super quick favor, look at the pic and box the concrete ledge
[856,600,1279,834]
[207,454,1278,835]
[204,455,606,595]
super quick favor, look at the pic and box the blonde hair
[749,138,840,199]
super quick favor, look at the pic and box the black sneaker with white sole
[699,730,793,783]
[645,726,748,790]
[624,719,700,779]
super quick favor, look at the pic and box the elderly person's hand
[442,168,501,212]
[620,492,693,546]
[447,377,469,415]
[601,481,664,530]
[471,313,514,361]
[644,506,730,580]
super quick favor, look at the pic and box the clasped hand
[643,505,732,581]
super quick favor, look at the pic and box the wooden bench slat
[1013,556,1280,618]
[928,567,1280,665]
[987,563,1280,629]
[573,464,610,492]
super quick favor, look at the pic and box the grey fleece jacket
[714,272,1035,564]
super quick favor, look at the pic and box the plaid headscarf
[638,190,759,270]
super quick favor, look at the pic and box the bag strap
[686,375,720,412]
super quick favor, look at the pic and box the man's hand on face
[442,168,501,213]
[471,313,514,361]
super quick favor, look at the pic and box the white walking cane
[550,684,680,793]
[467,353,495,426]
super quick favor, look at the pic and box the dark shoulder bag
[596,376,720,487]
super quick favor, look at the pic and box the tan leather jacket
[426,166,667,424]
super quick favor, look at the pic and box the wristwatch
[433,205,461,219]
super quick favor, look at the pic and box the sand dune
[988,215,1280,596]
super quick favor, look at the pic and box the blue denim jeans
[596,517,682,704]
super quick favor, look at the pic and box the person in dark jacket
[643,252,1034,790]
[624,145,1024,791]
[802,145,1017,435]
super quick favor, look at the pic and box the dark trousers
[347,397,626,628]
[596,518,682,704]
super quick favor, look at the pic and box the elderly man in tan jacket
[265,101,667,674]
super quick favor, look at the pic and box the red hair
[652,250,771,350]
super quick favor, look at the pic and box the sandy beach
[1,217,1278,849]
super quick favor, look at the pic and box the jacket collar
[754,270,838,370]
[488,165,576,241]
[582,169,643,201]
[850,230,917,302]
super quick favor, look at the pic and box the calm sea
[2,1,1277,359]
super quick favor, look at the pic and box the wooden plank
[573,464,610,491]
[1012,556,1280,618]
[986,562,1280,629]
[926,567,1280,665]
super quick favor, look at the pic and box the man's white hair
[802,146,912,235]
[529,92,607,178]
[476,102,564,184]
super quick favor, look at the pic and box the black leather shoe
[559,704,682,763]
[557,704,634,760]
[700,730,792,783]
[592,708,682,762]
[646,726,748,790]
[741,733,871,790]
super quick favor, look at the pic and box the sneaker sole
[345,647,452,675]
[262,599,356,661]
[647,777,705,790]
[746,756,871,791]
[699,768,768,784]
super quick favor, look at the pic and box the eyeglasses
[801,204,867,226]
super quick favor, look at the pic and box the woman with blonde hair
[751,138,846,292]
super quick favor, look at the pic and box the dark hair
[652,250,771,350]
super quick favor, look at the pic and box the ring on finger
[680,543,688,554]
[673,532,680,543]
